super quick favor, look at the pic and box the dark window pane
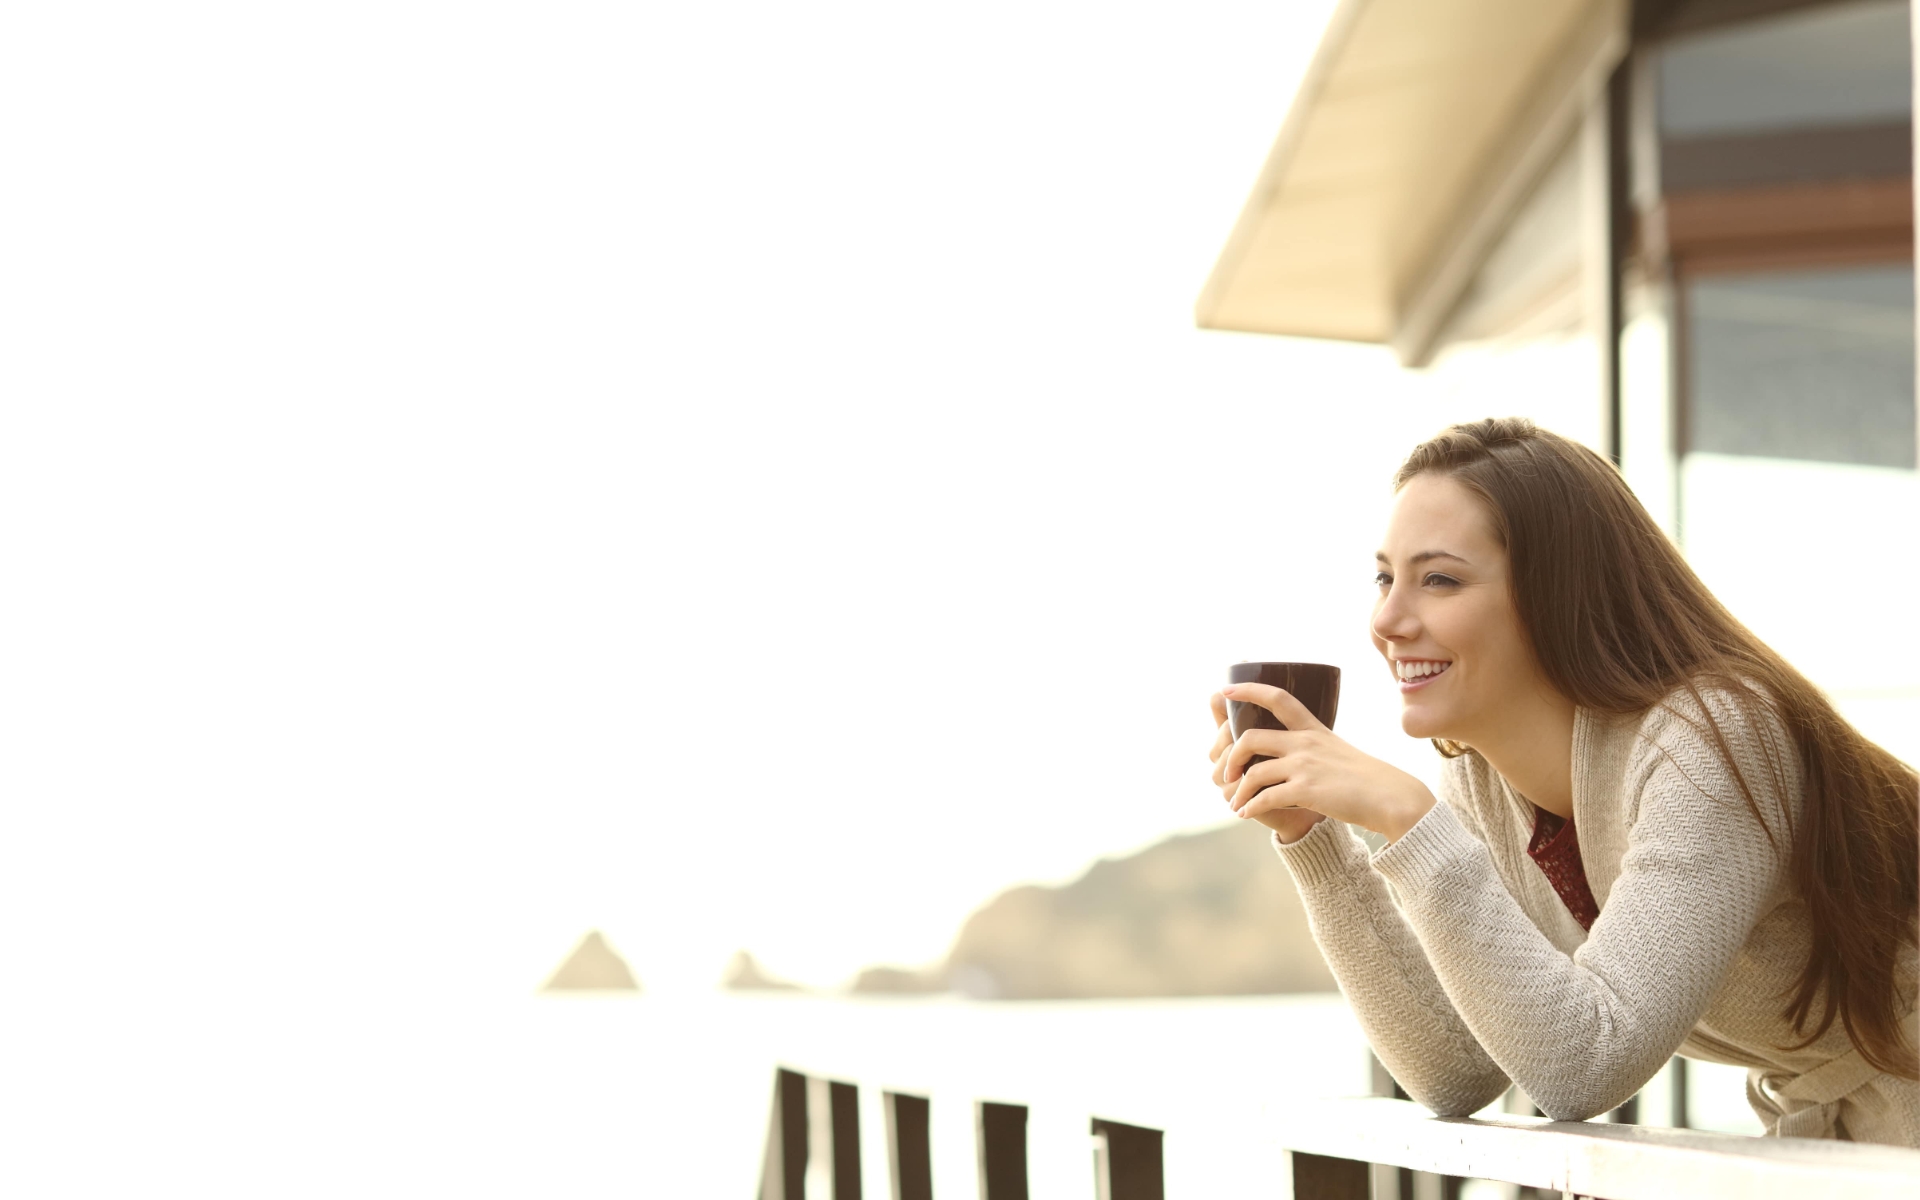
[1686,265,1916,468]
[1659,122,1910,191]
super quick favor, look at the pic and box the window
[1654,0,1915,470]
[1685,264,1916,467]
[1659,1,1910,140]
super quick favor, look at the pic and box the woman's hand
[1211,691,1326,843]
[1213,682,1437,843]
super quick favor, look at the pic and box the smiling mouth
[1395,660,1452,689]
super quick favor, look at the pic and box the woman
[1208,417,1918,1146]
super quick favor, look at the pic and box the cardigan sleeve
[1273,800,1513,1117]
[1369,691,1801,1121]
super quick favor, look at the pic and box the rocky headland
[540,930,642,991]
[852,819,1340,999]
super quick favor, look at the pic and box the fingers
[1223,728,1305,781]
[1208,694,1232,783]
[1211,730,1259,790]
[1238,780,1308,821]
[1217,682,1323,733]
[1228,756,1289,811]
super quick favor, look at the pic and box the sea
[0,990,1762,1198]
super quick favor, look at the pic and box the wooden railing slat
[759,1067,810,1200]
[1290,1151,1370,1200]
[882,1092,933,1200]
[829,1080,861,1200]
[1089,1117,1164,1200]
[975,1101,1029,1200]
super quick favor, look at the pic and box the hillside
[853,820,1340,999]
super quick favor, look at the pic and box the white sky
[1,1,1629,1000]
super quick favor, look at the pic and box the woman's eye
[1373,571,1392,587]
[1423,573,1460,588]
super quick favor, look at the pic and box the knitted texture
[1273,688,1920,1147]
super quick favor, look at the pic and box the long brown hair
[1396,417,1917,1078]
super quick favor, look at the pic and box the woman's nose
[1372,588,1419,642]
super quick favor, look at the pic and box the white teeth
[1396,660,1450,682]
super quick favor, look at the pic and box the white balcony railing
[757,1060,1920,1200]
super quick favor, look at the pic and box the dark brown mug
[1226,662,1341,775]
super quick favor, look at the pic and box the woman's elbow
[1405,1076,1510,1119]
[1535,1096,1610,1123]
[1531,1077,1642,1124]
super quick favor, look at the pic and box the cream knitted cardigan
[1273,688,1919,1147]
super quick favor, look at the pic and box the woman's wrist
[1380,785,1437,844]
[1271,811,1327,845]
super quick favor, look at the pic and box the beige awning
[1196,0,1621,352]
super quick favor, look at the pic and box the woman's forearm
[1275,817,1511,1116]
[1370,747,1793,1124]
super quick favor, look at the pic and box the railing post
[829,1080,862,1200]
[1089,1117,1163,1200]
[1670,1055,1690,1129]
[1290,1151,1369,1200]
[975,1101,1028,1200]
[883,1092,933,1200]
[759,1067,810,1200]
[1369,1051,1407,1102]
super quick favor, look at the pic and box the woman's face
[1371,472,1547,744]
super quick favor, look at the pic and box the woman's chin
[1398,703,1452,741]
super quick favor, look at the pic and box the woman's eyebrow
[1375,550,1471,566]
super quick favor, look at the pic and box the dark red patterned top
[1527,808,1601,930]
